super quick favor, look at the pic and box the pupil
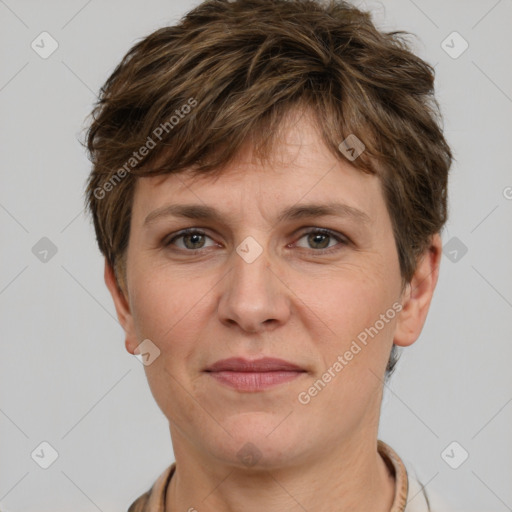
[186,234,204,249]
[310,233,329,249]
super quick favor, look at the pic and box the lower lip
[207,371,304,391]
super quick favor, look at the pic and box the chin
[208,412,308,470]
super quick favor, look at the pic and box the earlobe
[393,234,442,347]
[103,259,138,355]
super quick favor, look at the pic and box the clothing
[127,440,430,512]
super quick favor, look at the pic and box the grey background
[1,0,511,510]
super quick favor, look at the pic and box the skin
[105,108,442,512]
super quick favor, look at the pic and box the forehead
[130,112,386,227]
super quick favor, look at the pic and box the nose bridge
[218,240,289,332]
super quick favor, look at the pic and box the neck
[165,431,396,512]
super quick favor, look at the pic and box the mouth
[204,357,307,392]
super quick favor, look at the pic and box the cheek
[297,267,400,408]
[129,274,211,428]
[294,266,398,342]
[129,269,218,400]
[130,269,209,342]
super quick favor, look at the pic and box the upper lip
[205,357,305,372]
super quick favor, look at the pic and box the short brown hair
[84,0,452,376]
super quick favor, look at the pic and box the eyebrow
[143,202,371,227]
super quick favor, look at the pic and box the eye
[163,227,349,254]
[293,228,348,253]
[164,229,217,251]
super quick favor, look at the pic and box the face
[107,110,440,470]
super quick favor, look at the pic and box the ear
[104,259,138,355]
[393,233,442,347]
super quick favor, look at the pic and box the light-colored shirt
[127,440,431,512]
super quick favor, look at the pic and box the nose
[217,244,291,333]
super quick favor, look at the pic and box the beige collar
[128,440,411,512]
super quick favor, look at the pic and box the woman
[84,1,452,510]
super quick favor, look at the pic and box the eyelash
[163,227,349,255]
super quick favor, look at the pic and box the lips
[205,357,305,373]
[204,357,306,392]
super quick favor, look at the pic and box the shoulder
[378,440,434,512]
[127,490,151,512]
[404,474,431,512]
[406,470,454,512]
[126,464,176,512]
